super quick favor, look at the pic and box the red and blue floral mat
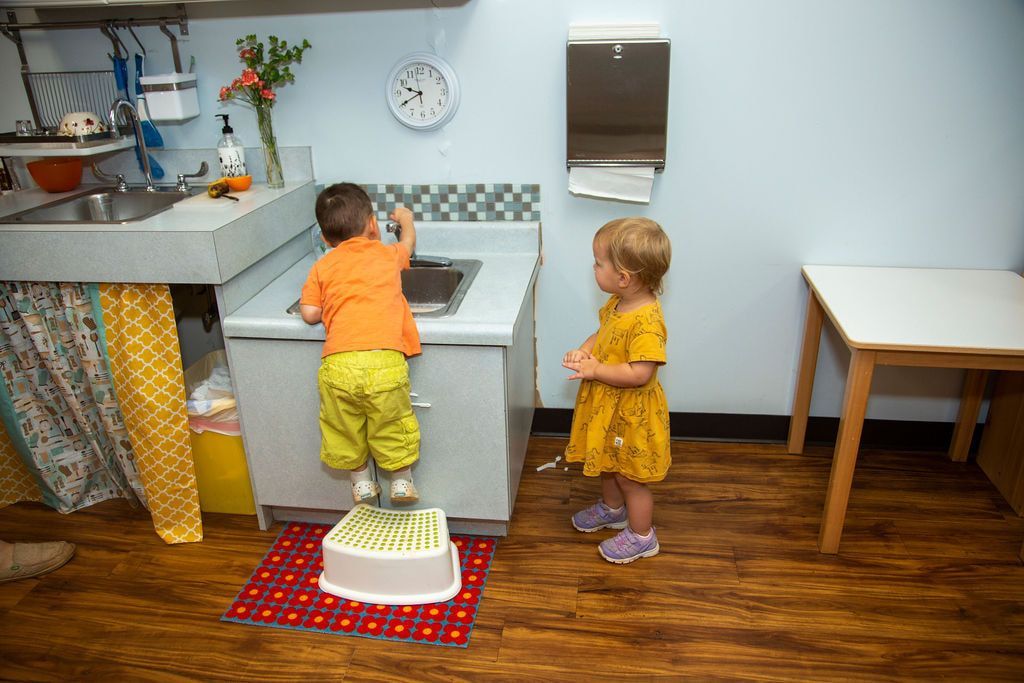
[221,521,497,647]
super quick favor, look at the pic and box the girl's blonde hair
[595,217,672,294]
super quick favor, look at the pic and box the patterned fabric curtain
[0,426,41,507]
[97,283,202,544]
[0,282,202,544]
[0,282,143,511]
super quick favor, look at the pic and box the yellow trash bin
[189,429,256,515]
[185,350,256,515]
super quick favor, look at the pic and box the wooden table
[788,266,1024,553]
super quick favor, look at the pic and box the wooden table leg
[788,290,825,454]
[818,349,876,554]
[948,369,990,462]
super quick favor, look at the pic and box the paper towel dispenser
[566,38,670,171]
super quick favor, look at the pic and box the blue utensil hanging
[113,54,164,180]
[135,53,164,148]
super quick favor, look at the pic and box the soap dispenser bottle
[216,114,247,177]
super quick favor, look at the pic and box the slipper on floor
[0,541,75,583]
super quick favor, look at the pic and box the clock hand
[399,94,419,107]
[414,73,425,104]
[402,86,423,96]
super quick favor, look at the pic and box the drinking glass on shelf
[15,120,33,136]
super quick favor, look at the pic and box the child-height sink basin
[0,186,196,224]
[287,258,481,319]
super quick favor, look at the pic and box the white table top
[802,265,1024,355]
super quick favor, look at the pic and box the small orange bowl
[224,175,253,192]
[27,157,83,193]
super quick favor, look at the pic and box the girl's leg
[615,474,653,535]
[601,472,625,509]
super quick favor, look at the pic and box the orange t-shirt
[300,237,421,358]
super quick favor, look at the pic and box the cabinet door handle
[411,401,432,409]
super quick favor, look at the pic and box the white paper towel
[568,166,656,204]
[568,23,660,40]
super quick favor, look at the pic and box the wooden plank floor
[1,437,1023,681]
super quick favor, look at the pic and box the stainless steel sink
[0,186,197,224]
[288,258,481,319]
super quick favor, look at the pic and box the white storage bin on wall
[140,73,199,121]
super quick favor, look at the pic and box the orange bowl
[224,175,253,192]
[27,157,83,193]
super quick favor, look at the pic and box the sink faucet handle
[175,161,209,191]
[90,161,129,192]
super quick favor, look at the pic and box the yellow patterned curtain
[98,284,202,544]
[0,427,42,507]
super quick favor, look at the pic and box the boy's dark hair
[315,182,374,245]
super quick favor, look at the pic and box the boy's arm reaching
[300,304,322,325]
[391,206,416,258]
[299,263,323,325]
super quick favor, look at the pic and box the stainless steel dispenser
[566,38,671,171]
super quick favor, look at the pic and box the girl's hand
[565,356,599,381]
[562,348,592,365]
[565,350,598,370]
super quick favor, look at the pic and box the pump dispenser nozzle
[215,114,246,177]
[216,114,233,134]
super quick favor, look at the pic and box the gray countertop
[223,222,540,346]
[0,181,316,284]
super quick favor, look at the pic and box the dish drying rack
[0,7,188,155]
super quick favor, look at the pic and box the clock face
[386,54,460,130]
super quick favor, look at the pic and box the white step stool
[319,504,461,605]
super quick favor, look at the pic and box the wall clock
[385,52,460,131]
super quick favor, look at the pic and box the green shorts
[317,350,420,472]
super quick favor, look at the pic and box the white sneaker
[351,480,381,503]
[390,479,419,503]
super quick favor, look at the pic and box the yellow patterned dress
[564,296,671,483]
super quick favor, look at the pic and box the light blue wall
[3,0,1024,421]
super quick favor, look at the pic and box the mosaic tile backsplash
[313,183,540,222]
[364,184,540,222]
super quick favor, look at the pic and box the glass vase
[255,103,284,189]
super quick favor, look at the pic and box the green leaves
[222,33,312,108]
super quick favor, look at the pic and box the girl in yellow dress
[563,217,671,564]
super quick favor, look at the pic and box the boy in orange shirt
[299,182,421,503]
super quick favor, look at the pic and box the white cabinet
[226,287,535,535]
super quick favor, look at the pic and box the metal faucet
[107,98,156,191]
[385,222,453,267]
